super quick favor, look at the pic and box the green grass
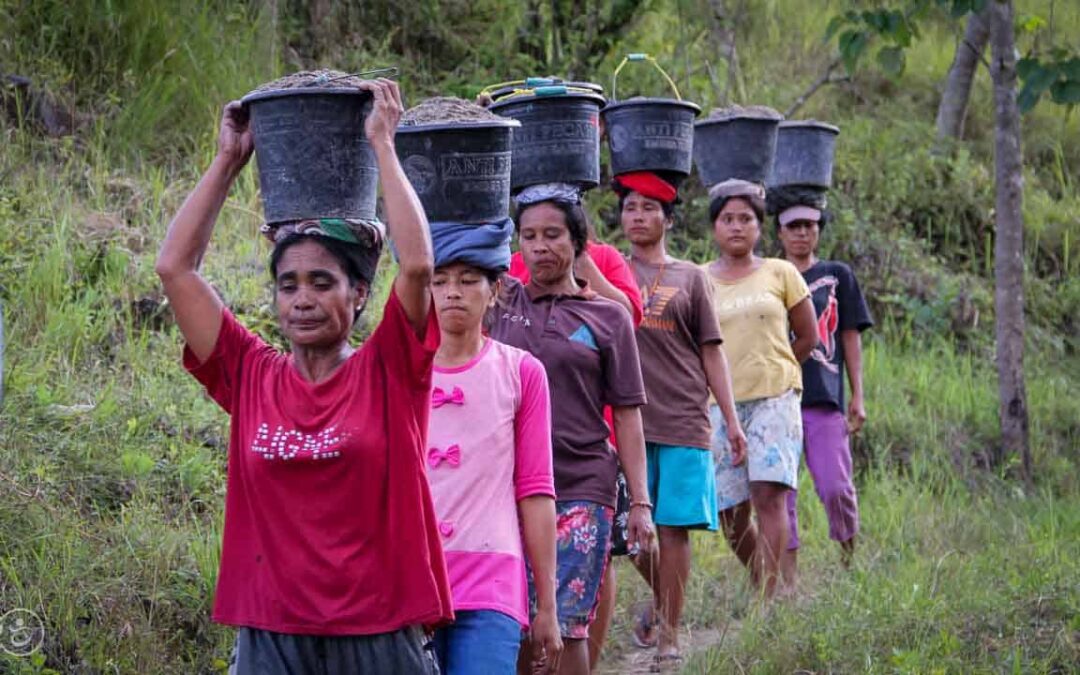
[603,340,1080,674]
[673,482,1080,674]
[1,0,1078,672]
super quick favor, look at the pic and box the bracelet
[629,500,653,510]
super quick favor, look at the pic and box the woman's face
[621,191,669,247]
[778,218,821,259]
[518,202,576,285]
[713,197,761,257]
[273,239,366,348]
[431,262,497,335]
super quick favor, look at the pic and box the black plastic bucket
[768,121,840,189]
[489,90,606,191]
[601,98,701,177]
[242,88,378,224]
[693,114,782,186]
[395,120,520,223]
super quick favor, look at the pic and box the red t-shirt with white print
[184,290,454,636]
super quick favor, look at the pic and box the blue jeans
[432,610,522,675]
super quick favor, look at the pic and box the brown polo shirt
[490,277,646,507]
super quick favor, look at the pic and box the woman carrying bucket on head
[509,190,644,675]
[426,226,563,674]
[613,170,746,670]
[491,182,655,675]
[485,78,646,673]
[700,179,819,599]
[771,186,871,585]
[157,78,450,673]
[393,95,564,674]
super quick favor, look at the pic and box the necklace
[634,255,667,313]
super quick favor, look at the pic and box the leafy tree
[820,0,1075,485]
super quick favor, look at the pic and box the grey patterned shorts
[710,389,802,511]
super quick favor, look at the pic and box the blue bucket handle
[534,85,569,96]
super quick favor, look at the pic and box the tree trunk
[518,0,547,69]
[935,6,991,144]
[988,0,1032,486]
[706,0,745,104]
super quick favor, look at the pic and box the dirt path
[595,624,735,674]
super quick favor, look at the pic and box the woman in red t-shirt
[156,79,450,674]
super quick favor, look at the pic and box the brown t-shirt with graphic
[631,257,723,450]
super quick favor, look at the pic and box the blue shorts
[432,610,521,675]
[647,442,720,530]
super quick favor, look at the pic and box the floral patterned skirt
[528,500,614,639]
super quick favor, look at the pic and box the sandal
[650,652,685,673]
[631,600,659,649]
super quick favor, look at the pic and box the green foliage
[826,8,918,77]
[823,0,1080,113]
[1018,53,1080,112]
[0,0,276,161]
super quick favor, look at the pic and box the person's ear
[354,281,370,314]
[488,278,502,310]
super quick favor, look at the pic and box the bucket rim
[779,120,840,135]
[601,98,702,115]
[395,119,522,133]
[694,115,784,128]
[489,92,607,110]
[241,87,374,105]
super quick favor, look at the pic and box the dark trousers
[228,625,439,675]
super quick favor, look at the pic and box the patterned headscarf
[707,179,767,223]
[262,218,385,284]
[513,182,582,208]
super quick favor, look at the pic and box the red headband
[614,171,677,204]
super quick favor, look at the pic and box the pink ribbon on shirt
[432,386,465,408]
[428,444,461,468]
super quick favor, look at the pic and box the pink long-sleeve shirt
[427,338,555,627]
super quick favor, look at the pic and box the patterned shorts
[710,389,802,511]
[529,500,614,639]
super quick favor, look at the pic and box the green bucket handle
[481,77,594,101]
[611,53,681,102]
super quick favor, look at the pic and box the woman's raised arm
[155,102,253,363]
[361,79,434,335]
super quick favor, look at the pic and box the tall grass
[1,0,277,162]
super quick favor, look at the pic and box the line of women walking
[158,76,872,675]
